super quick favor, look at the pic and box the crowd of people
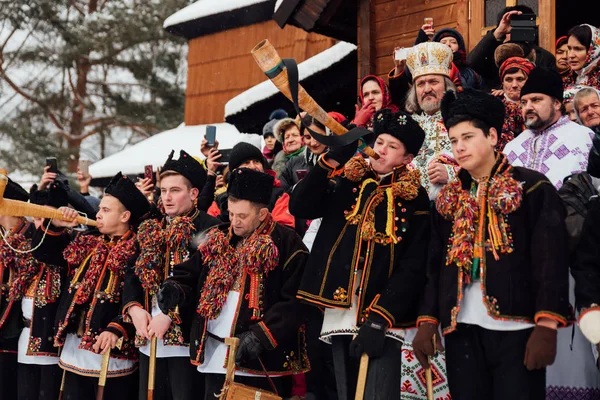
[2,5,600,400]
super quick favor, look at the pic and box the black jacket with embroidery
[289,156,431,328]
[0,219,34,352]
[419,163,571,334]
[164,220,310,376]
[122,208,219,347]
[32,225,138,361]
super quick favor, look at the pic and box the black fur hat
[441,88,506,134]
[372,109,426,156]
[520,67,564,101]
[29,181,69,209]
[227,168,274,206]
[162,150,207,190]
[105,172,150,222]
[3,176,29,202]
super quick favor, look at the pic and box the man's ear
[120,210,132,224]
[258,207,269,222]
[488,127,499,148]
[404,153,415,164]
[190,187,199,201]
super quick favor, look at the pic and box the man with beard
[389,41,458,200]
[504,68,598,397]
[504,68,593,190]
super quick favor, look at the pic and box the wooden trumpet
[251,39,379,160]
[0,169,97,227]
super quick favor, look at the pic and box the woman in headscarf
[352,75,399,130]
[556,36,571,84]
[495,56,535,151]
[563,84,589,122]
[565,24,600,90]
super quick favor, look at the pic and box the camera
[510,13,538,43]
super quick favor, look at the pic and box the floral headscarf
[499,57,534,80]
[575,24,600,85]
[563,84,589,104]
[359,75,399,113]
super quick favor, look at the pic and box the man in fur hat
[158,168,310,399]
[0,174,38,400]
[388,41,459,200]
[504,68,593,189]
[123,150,219,400]
[290,109,430,399]
[32,172,150,399]
[413,89,570,399]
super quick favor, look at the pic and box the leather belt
[23,318,31,328]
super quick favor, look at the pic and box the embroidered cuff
[579,305,600,323]
[368,295,396,327]
[106,322,128,340]
[416,316,440,326]
[122,301,144,323]
[40,223,65,237]
[534,311,568,328]
[167,306,181,325]
[251,321,278,350]
[317,154,343,177]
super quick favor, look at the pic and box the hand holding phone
[423,17,434,37]
[394,48,409,61]
[206,125,217,147]
[144,165,155,185]
[79,159,90,178]
[46,157,58,174]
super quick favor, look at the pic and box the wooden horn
[251,39,379,160]
[0,169,98,227]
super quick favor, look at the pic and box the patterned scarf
[497,96,525,152]
[63,232,136,305]
[196,215,279,320]
[436,154,522,282]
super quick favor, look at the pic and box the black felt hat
[520,67,564,101]
[4,177,29,202]
[105,172,150,222]
[372,109,426,156]
[229,142,268,172]
[441,88,506,135]
[227,168,274,206]
[29,182,68,209]
[162,150,207,190]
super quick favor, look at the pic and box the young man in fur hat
[123,150,219,400]
[290,109,430,399]
[389,41,459,200]
[412,89,570,399]
[32,172,150,399]
[0,174,39,400]
[158,168,310,398]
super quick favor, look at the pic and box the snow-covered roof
[274,0,284,12]
[89,123,261,179]
[164,0,271,28]
[225,41,357,118]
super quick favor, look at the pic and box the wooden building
[274,0,596,84]
[163,0,336,126]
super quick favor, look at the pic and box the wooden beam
[358,0,374,80]
[538,0,555,55]
[456,0,469,48]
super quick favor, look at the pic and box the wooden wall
[369,0,468,82]
[185,20,336,125]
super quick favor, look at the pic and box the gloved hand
[326,140,359,166]
[580,309,600,344]
[524,325,557,370]
[412,322,444,368]
[349,318,388,359]
[157,280,181,314]
[236,331,265,366]
[353,103,376,127]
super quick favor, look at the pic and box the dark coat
[122,208,219,346]
[280,149,318,192]
[419,164,571,334]
[587,126,600,178]
[573,197,600,312]
[467,30,557,90]
[289,156,431,328]
[166,221,310,375]
[32,225,138,361]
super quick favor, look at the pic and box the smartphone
[296,169,308,180]
[206,125,217,147]
[218,149,232,164]
[46,157,58,174]
[394,48,409,61]
[144,164,155,184]
[79,159,90,178]
[424,17,434,28]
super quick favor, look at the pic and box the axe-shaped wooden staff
[251,40,379,160]
[0,169,97,227]
[425,335,437,400]
[147,336,158,400]
[354,353,369,400]
[96,336,123,400]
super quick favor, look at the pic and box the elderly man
[574,87,600,128]
[389,41,458,199]
[504,67,598,398]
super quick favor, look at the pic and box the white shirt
[18,297,59,365]
[59,334,136,377]
[139,296,189,358]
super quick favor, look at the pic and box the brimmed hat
[162,150,207,190]
[105,172,150,222]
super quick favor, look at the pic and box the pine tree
[0,0,190,175]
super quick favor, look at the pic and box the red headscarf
[359,75,399,112]
[499,57,535,79]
